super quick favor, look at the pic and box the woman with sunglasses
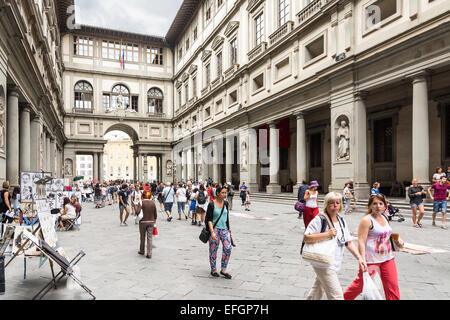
[344,194,403,300]
[304,192,364,300]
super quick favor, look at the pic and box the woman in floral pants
[206,186,233,279]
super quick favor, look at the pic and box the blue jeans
[433,201,447,213]
[344,199,351,213]
[177,202,186,214]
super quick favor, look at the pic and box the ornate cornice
[224,21,240,38]
[247,0,264,13]
[201,50,212,62]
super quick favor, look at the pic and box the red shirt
[208,188,215,202]
[431,183,450,201]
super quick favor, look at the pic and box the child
[190,188,198,225]
[244,190,251,211]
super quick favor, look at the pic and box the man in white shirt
[162,182,175,222]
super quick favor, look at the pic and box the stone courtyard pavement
[2,198,450,300]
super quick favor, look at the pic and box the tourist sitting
[59,197,77,231]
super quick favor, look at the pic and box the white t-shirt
[305,215,351,272]
[177,188,187,203]
[133,190,142,206]
[65,204,77,219]
[162,187,175,203]
[195,191,209,212]
[101,187,107,196]
[433,173,446,181]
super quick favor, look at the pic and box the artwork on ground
[0,225,15,256]
[12,226,35,255]
[38,213,58,248]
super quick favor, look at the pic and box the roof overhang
[166,0,201,47]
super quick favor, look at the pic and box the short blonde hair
[323,192,343,214]
[2,181,10,189]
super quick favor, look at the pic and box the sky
[74,0,184,37]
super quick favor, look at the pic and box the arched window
[74,81,93,111]
[111,84,130,109]
[148,88,164,114]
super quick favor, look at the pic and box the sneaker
[191,221,197,226]
[442,225,448,230]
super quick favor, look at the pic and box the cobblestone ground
[3,198,450,300]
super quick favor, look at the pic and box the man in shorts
[162,182,175,222]
[118,184,130,226]
[428,176,450,229]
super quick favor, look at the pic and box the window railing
[269,21,294,46]
[147,112,166,119]
[247,42,267,62]
[297,0,329,25]
[73,107,93,114]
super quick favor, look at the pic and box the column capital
[268,121,278,128]
[7,86,20,98]
[354,91,369,101]
[294,111,305,120]
[408,69,433,83]
[20,104,32,113]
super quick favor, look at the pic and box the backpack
[197,191,207,205]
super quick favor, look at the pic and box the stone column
[46,135,51,173]
[182,150,187,182]
[138,154,144,182]
[294,113,307,195]
[93,153,99,181]
[212,140,220,183]
[19,105,31,173]
[267,122,281,194]
[248,128,259,192]
[225,135,233,184]
[99,152,104,182]
[6,88,20,186]
[353,92,370,196]
[412,75,430,185]
[30,114,42,172]
[188,148,195,180]
[50,138,56,176]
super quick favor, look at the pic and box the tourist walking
[195,184,209,227]
[138,191,157,259]
[428,176,450,229]
[347,179,358,211]
[239,182,248,206]
[432,167,446,183]
[118,184,130,226]
[162,182,175,222]
[226,182,234,211]
[94,184,102,209]
[0,182,12,224]
[370,182,381,196]
[132,185,143,223]
[176,183,188,220]
[190,187,198,225]
[244,190,251,211]
[206,186,233,279]
[156,183,165,213]
[303,181,320,228]
[304,192,365,300]
[408,179,427,228]
[297,181,309,219]
[343,183,353,215]
[101,184,108,207]
[344,194,403,300]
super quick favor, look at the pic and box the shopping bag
[362,272,383,300]
[153,225,158,237]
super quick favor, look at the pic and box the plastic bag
[362,272,383,300]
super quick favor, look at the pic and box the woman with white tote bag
[303,192,366,300]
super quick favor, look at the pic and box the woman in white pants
[303,192,366,300]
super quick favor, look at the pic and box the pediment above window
[182,73,189,82]
[224,21,239,38]
[211,36,224,51]
[201,50,212,62]
[189,64,198,75]
[247,0,264,13]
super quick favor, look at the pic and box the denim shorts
[119,204,128,211]
[164,202,174,212]
[433,201,447,213]
[410,203,424,208]
[177,202,186,214]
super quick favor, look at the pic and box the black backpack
[197,191,207,205]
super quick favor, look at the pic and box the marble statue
[117,94,124,110]
[241,141,248,171]
[166,160,173,176]
[64,159,73,176]
[337,120,350,161]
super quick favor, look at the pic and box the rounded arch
[104,123,139,143]
[111,83,130,94]
[147,87,164,114]
[74,80,93,91]
[74,80,93,110]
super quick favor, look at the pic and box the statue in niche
[64,159,73,176]
[336,119,350,161]
[117,94,124,110]
[241,141,248,171]
[0,98,4,151]
[166,160,173,176]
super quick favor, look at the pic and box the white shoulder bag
[301,214,337,267]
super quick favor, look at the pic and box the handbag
[301,214,337,267]
[199,203,226,244]
[295,201,305,212]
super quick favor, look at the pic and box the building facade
[1,0,449,199]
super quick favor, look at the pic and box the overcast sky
[74,0,184,37]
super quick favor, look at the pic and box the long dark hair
[12,187,20,200]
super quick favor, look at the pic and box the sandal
[413,224,419,228]
[418,223,423,228]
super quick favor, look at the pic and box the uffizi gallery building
[0,0,449,198]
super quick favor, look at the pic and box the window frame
[362,0,402,37]
[278,0,290,28]
[147,88,164,114]
[146,46,164,65]
[254,11,265,47]
[73,35,94,58]
[74,81,93,110]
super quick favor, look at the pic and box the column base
[266,184,281,194]
[247,183,259,194]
